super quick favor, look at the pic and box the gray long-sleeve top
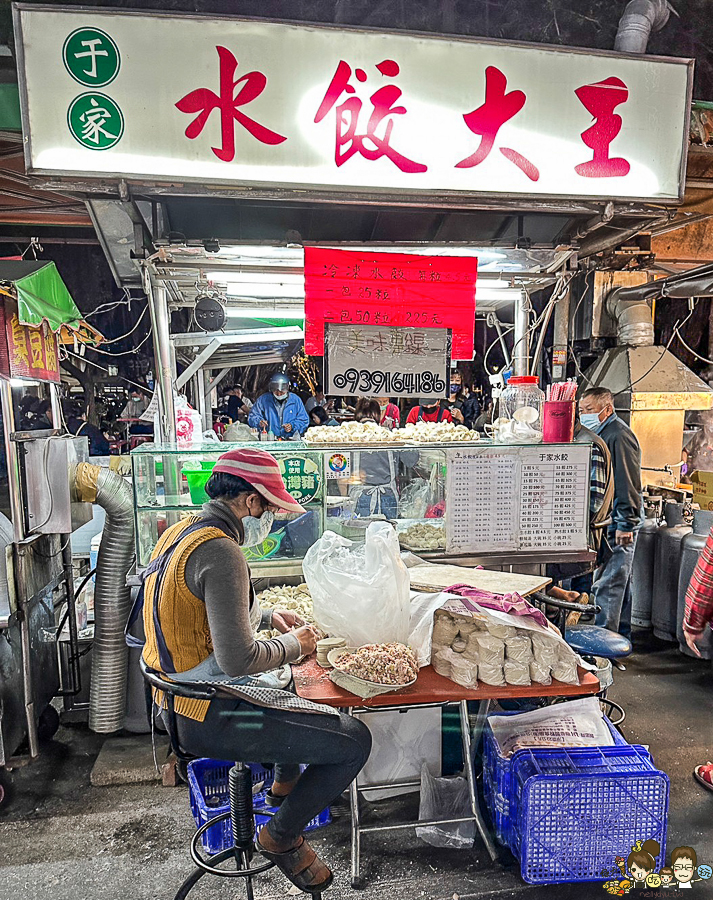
[183,499,302,678]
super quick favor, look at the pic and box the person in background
[64,402,110,457]
[453,387,480,430]
[18,396,53,431]
[248,373,309,440]
[406,398,453,425]
[579,387,643,639]
[351,399,418,517]
[376,397,401,430]
[121,389,148,420]
[308,406,338,428]
[304,386,327,415]
[682,524,713,793]
[226,384,253,423]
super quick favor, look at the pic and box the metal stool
[140,660,324,900]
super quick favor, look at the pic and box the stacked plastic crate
[482,713,669,884]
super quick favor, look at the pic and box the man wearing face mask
[248,373,309,439]
[406,397,453,425]
[579,387,643,639]
[139,448,371,894]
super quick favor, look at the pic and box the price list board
[445,444,591,555]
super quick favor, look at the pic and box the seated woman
[141,448,371,893]
[309,405,338,428]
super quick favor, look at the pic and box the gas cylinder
[677,509,713,660]
[652,503,692,642]
[631,512,665,628]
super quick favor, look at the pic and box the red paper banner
[0,300,61,383]
[304,248,477,359]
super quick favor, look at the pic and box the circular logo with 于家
[328,453,348,474]
[63,27,120,87]
[67,93,124,150]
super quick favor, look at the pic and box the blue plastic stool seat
[565,624,632,658]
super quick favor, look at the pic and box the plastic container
[542,400,575,443]
[495,376,544,444]
[511,745,669,884]
[482,712,627,850]
[187,758,332,854]
[182,461,216,505]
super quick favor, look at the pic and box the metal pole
[512,290,530,376]
[49,382,62,430]
[551,284,571,382]
[0,380,39,755]
[0,379,24,543]
[143,270,176,443]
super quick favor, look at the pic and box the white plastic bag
[303,522,410,648]
[416,765,475,850]
[408,590,457,667]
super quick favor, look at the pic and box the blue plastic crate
[187,758,332,855]
[511,745,669,885]
[482,712,627,851]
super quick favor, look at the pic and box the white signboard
[326,324,449,397]
[14,6,691,201]
[445,444,590,554]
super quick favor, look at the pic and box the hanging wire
[98,305,149,345]
[89,328,153,357]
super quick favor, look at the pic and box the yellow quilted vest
[142,516,229,722]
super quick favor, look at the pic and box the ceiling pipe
[614,0,672,53]
[606,263,713,347]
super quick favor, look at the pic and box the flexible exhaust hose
[75,463,135,733]
[614,0,670,53]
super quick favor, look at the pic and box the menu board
[445,444,590,554]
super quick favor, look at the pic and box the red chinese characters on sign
[0,306,60,383]
[305,249,477,359]
[175,46,286,162]
[314,59,427,173]
[574,76,631,178]
[456,66,539,182]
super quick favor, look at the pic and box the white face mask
[242,509,275,547]
[273,391,288,402]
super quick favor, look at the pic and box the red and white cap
[212,448,305,514]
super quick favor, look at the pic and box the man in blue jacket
[248,373,309,440]
[579,387,643,639]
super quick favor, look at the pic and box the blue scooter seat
[565,624,632,659]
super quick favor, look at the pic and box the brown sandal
[256,833,333,893]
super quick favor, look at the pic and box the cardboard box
[692,470,713,510]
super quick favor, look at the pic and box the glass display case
[131,441,449,571]
[131,440,591,573]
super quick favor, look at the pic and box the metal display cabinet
[131,440,593,576]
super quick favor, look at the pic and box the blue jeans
[592,537,636,640]
[354,488,397,519]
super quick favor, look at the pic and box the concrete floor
[1,635,711,900]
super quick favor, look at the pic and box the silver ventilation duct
[614,0,672,53]
[74,463,135,733]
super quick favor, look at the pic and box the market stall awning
[0,259,82,332]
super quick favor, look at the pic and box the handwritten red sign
[304,248,477,359]
[0,300,61,384]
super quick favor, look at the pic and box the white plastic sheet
[303,522,410,648]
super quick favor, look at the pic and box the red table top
[293,656,600,709]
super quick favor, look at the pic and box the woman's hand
[272,609,306,634]
[294,625,318,657]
